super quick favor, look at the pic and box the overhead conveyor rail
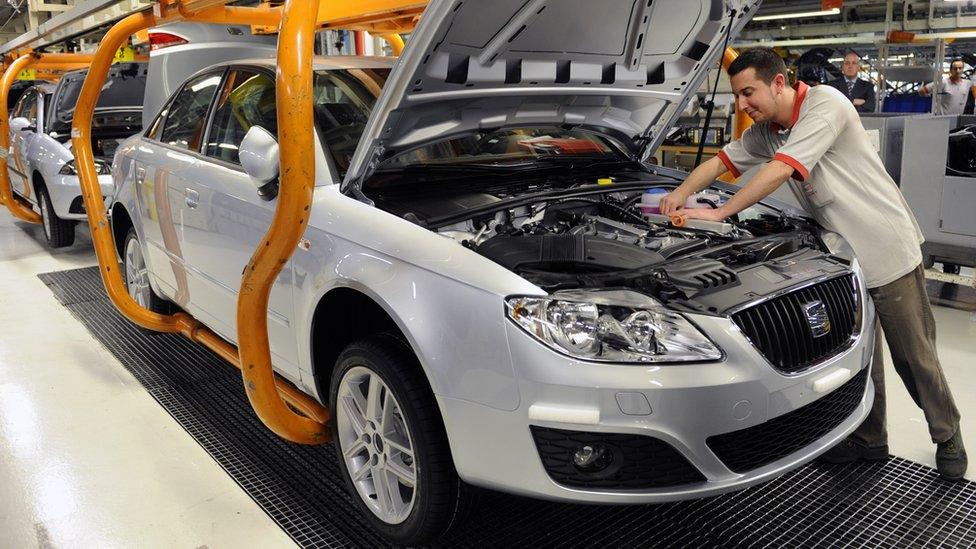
[0,0,424,444]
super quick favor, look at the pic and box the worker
[825,52,876,112]
[659,47,967,481]
[919,58,976,115]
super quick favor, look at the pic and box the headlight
[59,159,111,176]
[506,296,722,363]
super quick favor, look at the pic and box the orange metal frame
[0,53,98,222]
[58,0,425,444]
[67,5,330,444]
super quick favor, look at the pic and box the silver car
[7,63,145,247]
[110,0,875,544]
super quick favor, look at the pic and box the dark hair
[727,47,788,84]
[949,58,965,69]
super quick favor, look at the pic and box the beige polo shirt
[923,77,974,115]
[717,82,923,288]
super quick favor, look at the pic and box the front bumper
[47,173,115,220]
[440,297,876,504]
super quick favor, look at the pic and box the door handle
[184,188,199,209]
[134,165,146,184]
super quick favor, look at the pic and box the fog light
[572,444,613,472]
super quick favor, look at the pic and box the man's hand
[852,98,866,106]
[659,190,688,215]
[681,207,727,222]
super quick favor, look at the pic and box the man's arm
[681,159,794,222]
[862,82,877,112]
[659,155,728,214]
[919,82,932,97]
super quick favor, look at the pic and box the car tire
[330,334,475,545]
[121,227,172,317]
[38,185,75,248]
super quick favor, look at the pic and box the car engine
[368,178,853,315]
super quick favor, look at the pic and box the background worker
[920,58,976,115]
[826,52,876,112]
[659,47,967,481]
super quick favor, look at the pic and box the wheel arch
[310,287,427,405]
[110,202,134,259]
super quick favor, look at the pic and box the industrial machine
[899,114,976,271]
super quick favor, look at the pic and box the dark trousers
[855,264,961,446]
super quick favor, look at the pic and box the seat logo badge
[803,300,831,338]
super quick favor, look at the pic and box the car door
[8,89,38,198]
[135,70,223,310]
[183,68,300,370]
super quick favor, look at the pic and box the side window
[312,70,384,177]
[158,71,223,150]
[204,70,277,165]
[12,91,37,124]
[145,99,169,140]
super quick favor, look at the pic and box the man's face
[949,61,965,81]
[842,54,860,78]
[730,68,785,123]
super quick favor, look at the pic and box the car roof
[193,55,397,75]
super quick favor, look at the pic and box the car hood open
[343,0,761,192]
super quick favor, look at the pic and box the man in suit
[827,52,876,113]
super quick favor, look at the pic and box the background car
[6,62,145,247]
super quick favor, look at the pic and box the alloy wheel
[336,365,418,525]
[124,236,152,308]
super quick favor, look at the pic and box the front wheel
[38,186,75,248]
[330,334,472,545]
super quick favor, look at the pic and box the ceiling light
[752,8,841,21]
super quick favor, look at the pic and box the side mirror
[239,125,279,201]
[9,117,32,133]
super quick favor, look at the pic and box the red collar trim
[769,81,809,133]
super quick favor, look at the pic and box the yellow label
[114,46,135,63]
[597,177,614,186]
[16,68,36,80]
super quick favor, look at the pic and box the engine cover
[477,234,664,274]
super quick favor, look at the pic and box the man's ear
[773,73,788,92]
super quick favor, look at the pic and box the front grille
[530,426,706,489]
[731,274,859,374]
[707,368,869,473]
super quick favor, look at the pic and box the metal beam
[735,28,976,48]
[738,15,976,42]
[1,0,150,54]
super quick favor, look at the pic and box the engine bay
[365,169,854,314]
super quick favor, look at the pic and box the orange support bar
[719,47,751,183]
[70,3,329,443]
[0,54,43,222]
[722,47,752,140]
[71,11,180,334]
[381,33,405,55]
[236,0,330,443]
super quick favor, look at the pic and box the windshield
[53,72,146,126]
[381,127,624,169]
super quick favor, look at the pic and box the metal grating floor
[40,266,976,548]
